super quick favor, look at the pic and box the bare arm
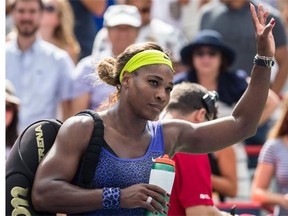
[71,92,90,115]
[245,76,280,125]
[259,88,280,125]
[163,3,276,154]
[31,116,103,213]
[271,45,288,94]
[32,116,168,214]
[60,100,74,121]
[186,205,224,216]
[251,163,288,208]
[80,0,107,16]
[211,147,237,198]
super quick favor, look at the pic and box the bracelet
[103,187,121,209]
[254,54,275,68]
[255,54,274,60]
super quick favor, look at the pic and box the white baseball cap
[6,80,20,105]
[104,5,141,28]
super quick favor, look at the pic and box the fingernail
[162,210,167,214]
[166,192,170,197]
[154,212,158,215]
[166,202,170,207]
[271,18,275,25]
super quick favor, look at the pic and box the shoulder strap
[76,109,104,189]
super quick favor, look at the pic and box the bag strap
[76,109,104,189]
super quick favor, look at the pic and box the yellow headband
[119,50,174,83]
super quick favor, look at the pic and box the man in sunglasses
[162,82,235,215]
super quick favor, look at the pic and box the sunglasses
[194,49,219,57]
[44,5,57,13]
[202,91,218,121]
[139,7,151,14]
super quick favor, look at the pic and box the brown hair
[267,93,288,139]
[11,0,44,10]
[96,42,171,111]
[51,0,80,63]
[166,82,218,119]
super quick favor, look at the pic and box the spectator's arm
[251,163,288,208]
[211,147,237,198]
[61,100,73,121]
[186,205,224,216]
[272,45,288,94]
[258,89,280,125]
[80,0,107,16]
[72,93,90,116]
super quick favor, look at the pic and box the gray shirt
[200,0,287,74]
[258,138,288,216]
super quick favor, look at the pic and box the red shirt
[168,153,214,215]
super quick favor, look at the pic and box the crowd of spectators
[5,0,288,215]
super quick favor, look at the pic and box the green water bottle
[146,154,175,216]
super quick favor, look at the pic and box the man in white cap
[71,5,142,114]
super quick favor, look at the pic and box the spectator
[6,79,20,159]
[72,4,141,114]
[6,0,75,133]
[92,0,116,32]
[251,93,288,216]
[31,5,276,214]
[151,0,215,41]
[6,0,15,35]
[277,0,288,38]
[69,0,107,60]
[93,0,189,73]
[175,29,279,201]
[150,0,185,30]
[200,0,288,95]
[39,0,80,64]
[164,82,232,215]
[208,147,237,203]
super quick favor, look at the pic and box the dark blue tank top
[85,121,165,216]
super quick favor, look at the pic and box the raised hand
[250,3,275,57]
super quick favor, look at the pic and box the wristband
[103,187,121,209]
[253,54,275,68]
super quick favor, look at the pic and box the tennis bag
[6,110,104,216]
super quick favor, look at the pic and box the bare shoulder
[56,115,96,154]
[161,119,197,149]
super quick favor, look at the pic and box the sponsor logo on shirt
[200,193,211,199]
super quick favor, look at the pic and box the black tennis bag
[6,110,104,216]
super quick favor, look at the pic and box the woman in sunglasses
[39,0,80,63]
[175,29,280,202]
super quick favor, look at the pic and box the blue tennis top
[77,121,165,216]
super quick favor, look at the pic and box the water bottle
[146,154,175,216]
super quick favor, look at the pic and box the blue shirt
[6,38,75,132]
[72,55,115,110]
